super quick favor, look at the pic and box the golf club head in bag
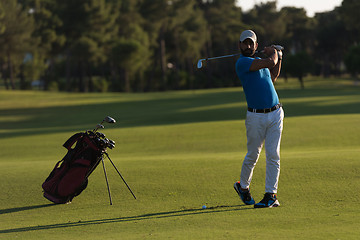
[104,116,116,124]
[93,116,116,132]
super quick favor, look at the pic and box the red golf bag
[42,116,136,205]
[42,132,104,204]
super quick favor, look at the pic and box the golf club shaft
[204,53,241,61]
[197,45,283,68]
[198,51,260,68]
[202,49,267,62]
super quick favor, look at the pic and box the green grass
[0,77,360,239]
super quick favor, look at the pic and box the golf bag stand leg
[101,157,113,205]
[104,152,137,200]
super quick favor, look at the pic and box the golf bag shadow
[42,132,104,204]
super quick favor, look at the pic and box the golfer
[233,30,284,208]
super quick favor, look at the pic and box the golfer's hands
[263,46,277,57]
[264,45,283,60]
[272,45,283,60]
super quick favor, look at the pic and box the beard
[241,48,256,57]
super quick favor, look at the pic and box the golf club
[93,116,116,132]
[96,124,104,130]
[197,53,241,69]
[197,45,284,69]
[104,116,116,124]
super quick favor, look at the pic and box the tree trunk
[78,61,83,92]
[19,66,26,90]
[66,49,72,91]
[87,63,93,92]
[110,61,119,91]
[1,64,9,90]
[299,75,305,90]
[174,34,180,90]
[187,58,194,89]
[44,58,54,91]
[78,61,88,92]
[3,77,9,90]
[7,52,15,90]
[159,26,167,90]
[206,26,213,88]
[322,55,330,78]
[124,69,130,92]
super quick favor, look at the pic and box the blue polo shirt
[235,55,279,109]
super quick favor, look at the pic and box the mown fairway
[1,78,359,239]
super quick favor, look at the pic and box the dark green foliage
[340,0,360,42]
[283,51,314,89]
[344,44,360,78]
[0,0,36,89]
[314,9,348,77]
[0,0,359,91]
[244,1,286,46]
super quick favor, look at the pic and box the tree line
[0,0,359,92]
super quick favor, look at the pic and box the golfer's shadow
[0,204,250,234]
[0,204,55,215]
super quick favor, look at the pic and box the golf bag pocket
[57,158,91,197]
[42,159,68,196]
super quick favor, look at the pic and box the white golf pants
[240,107,284,193]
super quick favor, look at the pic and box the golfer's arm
[249,50,278,73]
[269,58,282,83]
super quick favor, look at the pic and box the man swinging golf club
[233,30,284,208]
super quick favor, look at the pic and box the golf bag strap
[63,133,84,150]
